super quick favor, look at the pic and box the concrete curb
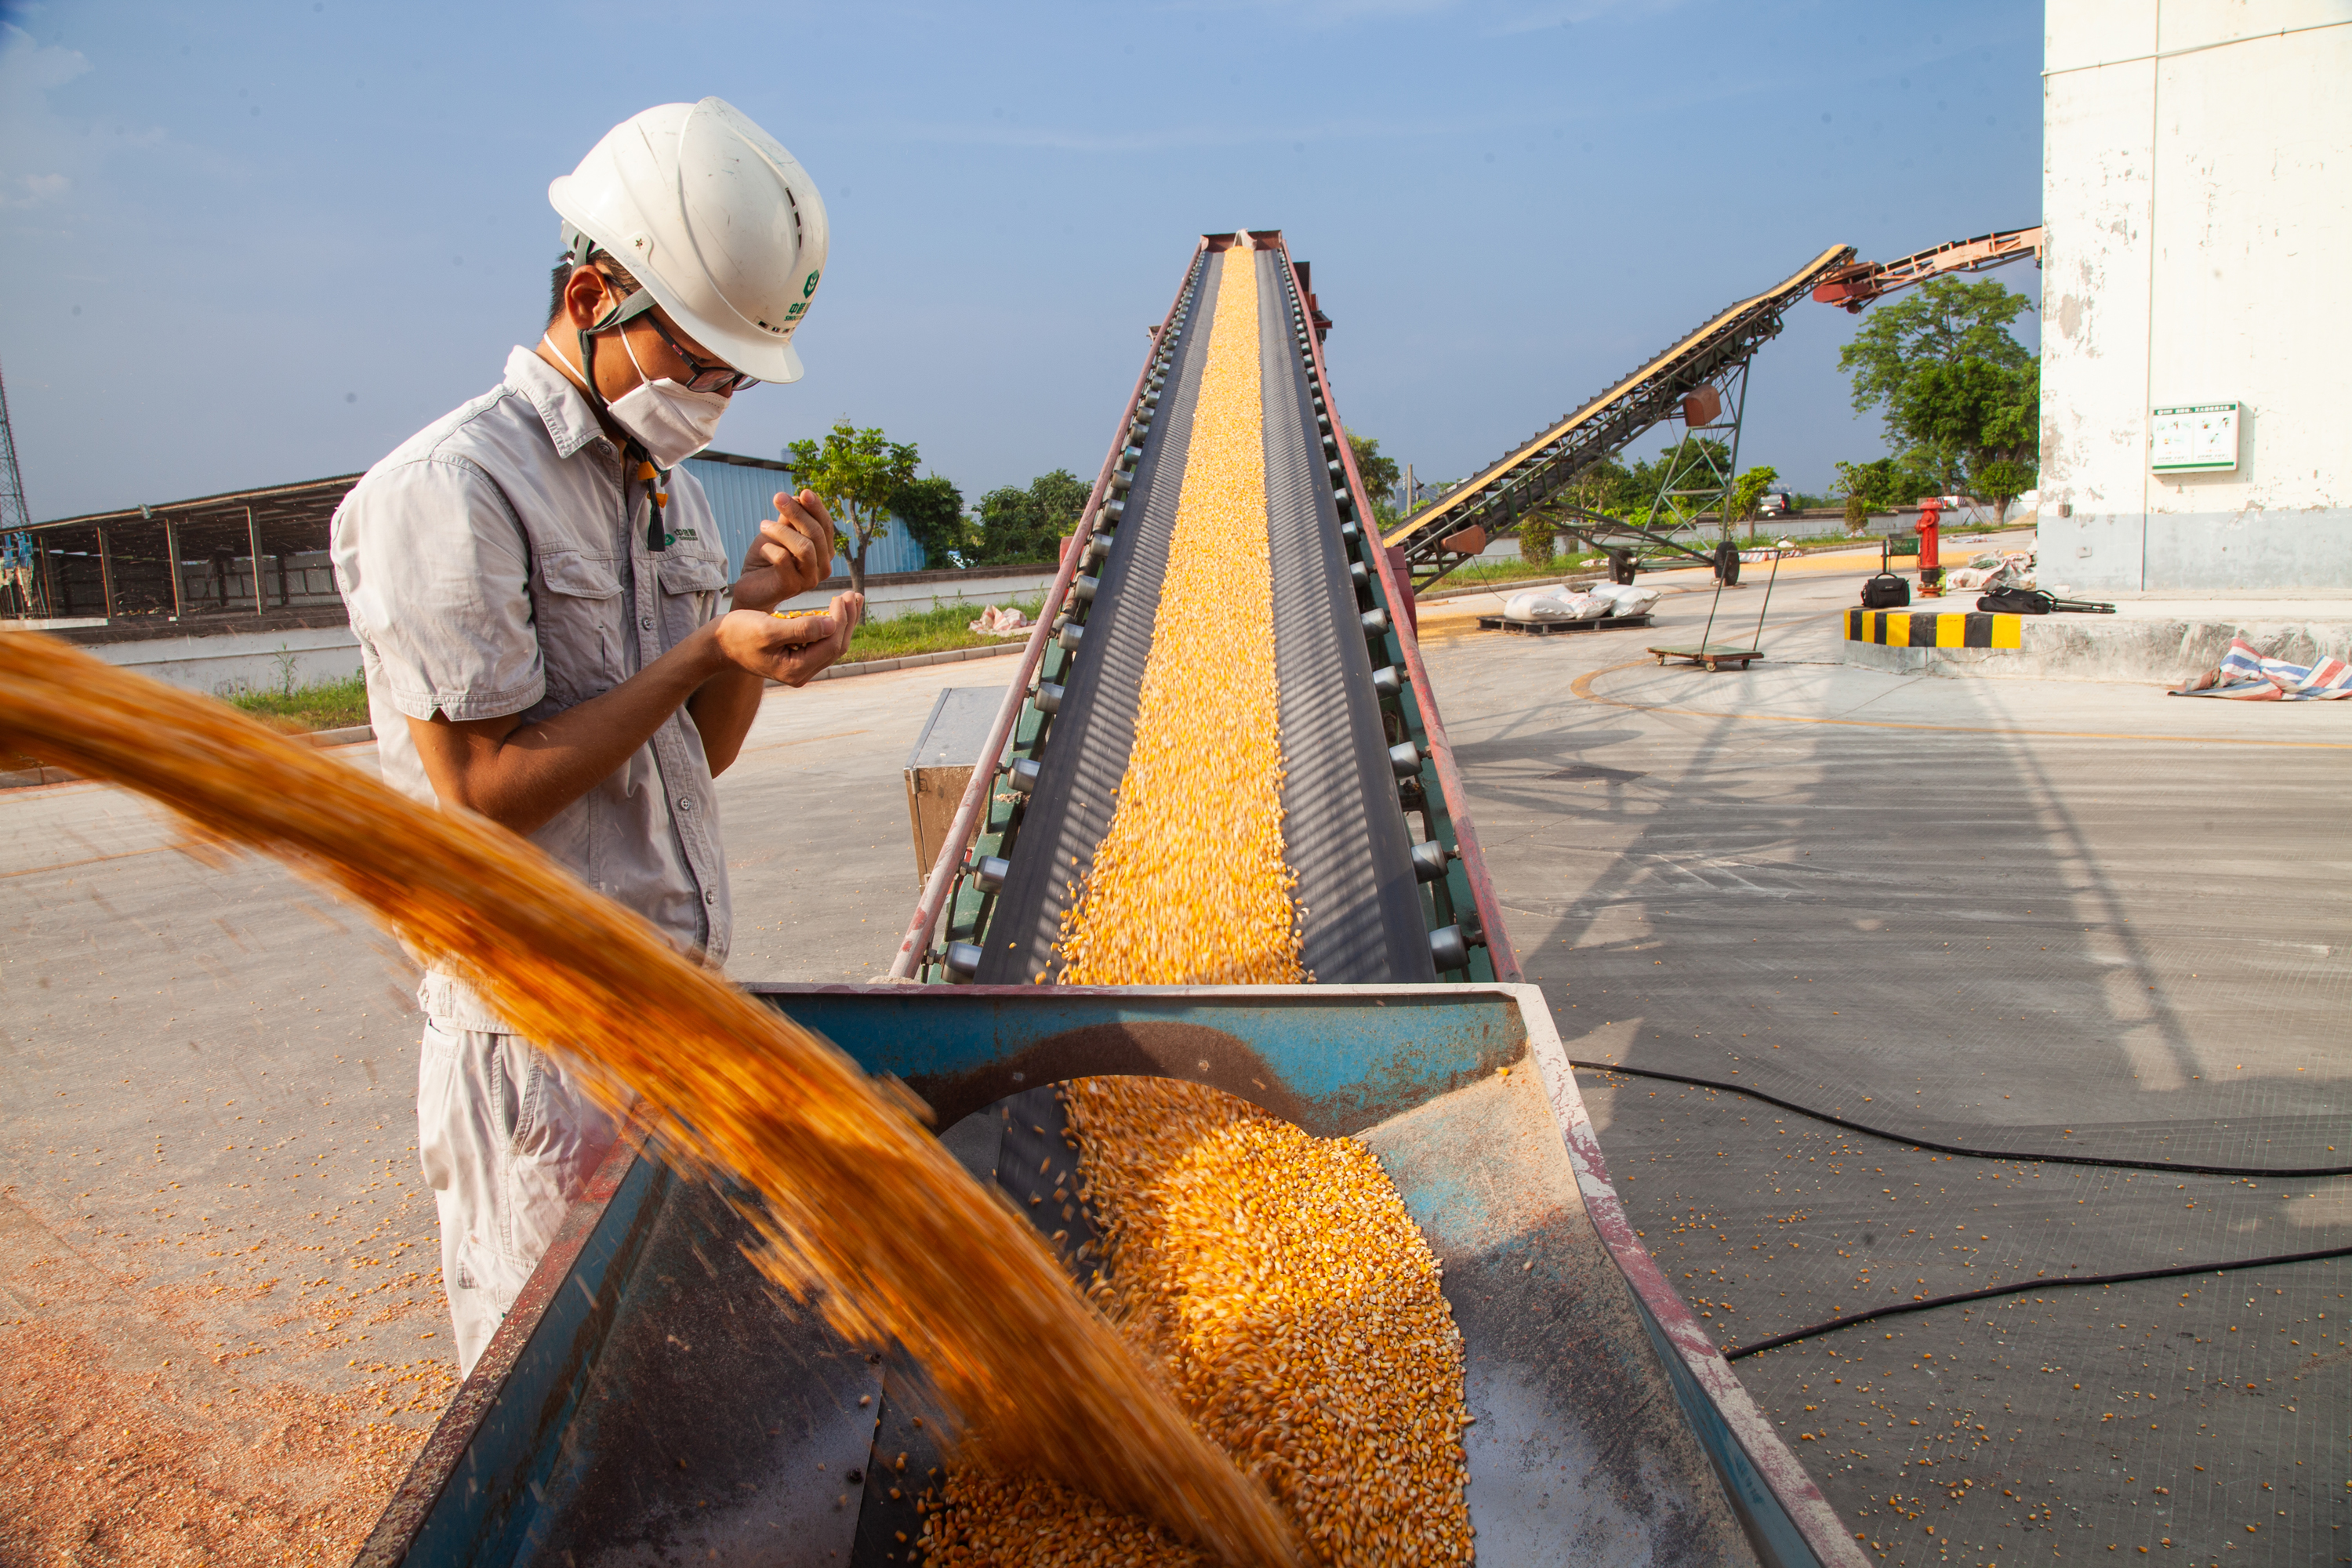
[1842,614,2352,684]
[1421,572,1606,604]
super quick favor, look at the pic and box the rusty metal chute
[1809,227,2044,314]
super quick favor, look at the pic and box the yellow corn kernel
[1053,247,1302,989]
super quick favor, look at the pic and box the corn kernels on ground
[920,1077,1473,1566]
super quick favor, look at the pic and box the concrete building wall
[2038,1,2352,591]
[79,624,366,699]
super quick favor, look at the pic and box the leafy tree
[890,474,968,570]
[1973,459,2032,524]
[1842,490,1871,536]
[971,487,1049,566]
[1834,456,1940,514]
[1346,433,1402,524]
[1518,513,1556,565]
[1838,278,2039,492]
[971,469,1091,565]
[786,422,921,595]
[1724,466,1780,540]
[1562,456,1646,524]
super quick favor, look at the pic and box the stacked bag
[1503,583,1661,623]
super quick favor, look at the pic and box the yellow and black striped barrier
[1846,609,2024,648]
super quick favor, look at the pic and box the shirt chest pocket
[535,549,626,699]
[655,549,730,638]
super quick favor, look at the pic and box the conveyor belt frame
[1381,245,1857,592]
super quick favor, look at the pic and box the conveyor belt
[973,244,1433,986]
[1382,243,1858,588]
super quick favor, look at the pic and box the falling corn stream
[0,632,1296,1566]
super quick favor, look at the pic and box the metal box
[355,984,1860,1568]
[902,686,1004,883]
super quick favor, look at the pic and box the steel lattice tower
[0,357,38,616]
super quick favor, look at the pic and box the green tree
[1347,433,1402,524]
[1842,490,1871,536]
[971,469,1091,565]
[890,474,968,570]
[1518,513,1556,565]
[1973,458,2032,524]
[786,422,921,595]
[1834,456,1940,514]
[1838,278,2039,492]
[1554,457,1631,523]
[1724,465,1780,541]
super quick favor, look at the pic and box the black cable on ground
[1721,1240,2352,1359]
[1567,1059,2352,1179]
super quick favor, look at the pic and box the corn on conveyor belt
[899,232,1508,990]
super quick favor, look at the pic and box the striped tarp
[1846,609,2024,649]
[2170,637,2352,701]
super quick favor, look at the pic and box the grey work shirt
[331,346,736,1032]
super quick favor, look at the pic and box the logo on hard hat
[803,270,821,299]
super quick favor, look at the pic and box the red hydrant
[1915,499,1944,597]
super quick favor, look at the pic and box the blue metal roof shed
[680,450,927,580]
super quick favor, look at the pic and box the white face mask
[543,327,732,470]
[608,328,732,468]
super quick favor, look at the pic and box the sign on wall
[2151,403,2239,473]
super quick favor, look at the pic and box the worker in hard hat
[329,99,856,1374]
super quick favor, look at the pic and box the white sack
[1600,584,1660,616]
[1504,590,1579,621]
[1560,591,1614,619]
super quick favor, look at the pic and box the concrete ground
[2,550,2344,1564]
[1417,556,2350,1566]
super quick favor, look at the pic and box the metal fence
[1,475,360,625]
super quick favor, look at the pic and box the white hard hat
[550,97,828,383]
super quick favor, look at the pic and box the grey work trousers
[416,1019,619,1375]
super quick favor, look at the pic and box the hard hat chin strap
[557,230,669,555]
[556,327,666,554]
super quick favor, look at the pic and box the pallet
[1475,612,1655,636]
[1648,643,1764,672]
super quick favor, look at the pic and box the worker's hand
[731,488,837,612]
[712,592,863,688]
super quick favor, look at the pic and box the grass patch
[1429,554,1612,592]
[227,672,372,735]
[845,596,1044,662]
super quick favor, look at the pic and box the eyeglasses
[637,310,759,396]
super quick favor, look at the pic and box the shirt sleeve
[331,453,546,723]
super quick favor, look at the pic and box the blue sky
[0,0,2043,521]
